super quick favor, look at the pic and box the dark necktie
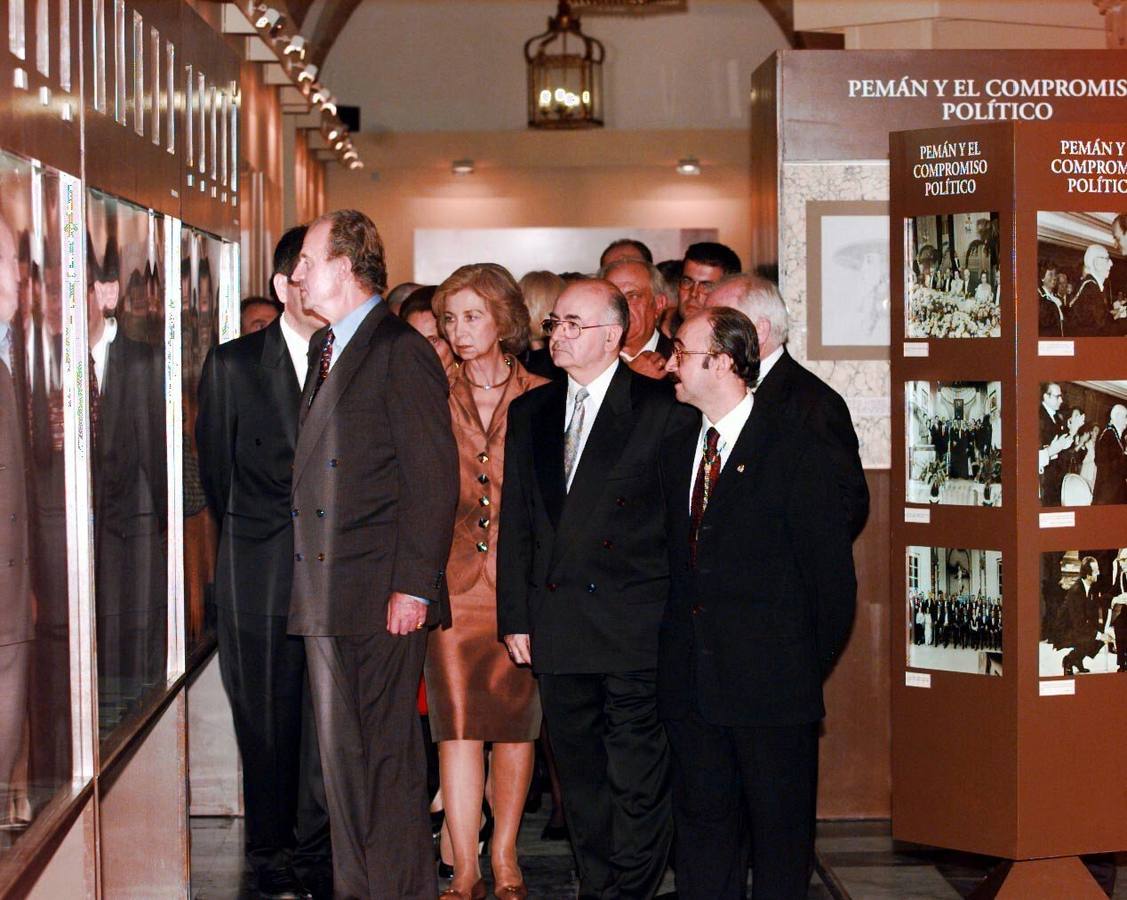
[689,426,721,570]
[310,328,335,406]
[88,353,101,449]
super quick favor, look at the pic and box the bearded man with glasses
[498,278,693,900]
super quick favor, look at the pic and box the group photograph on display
[906,381,1001,506]
[906,546,1003,675]
[1039,381,1127,507]
[905,211,1002,339]
[1040,549,1127,676]
[1037,211,1127,338]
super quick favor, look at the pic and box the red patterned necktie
[689,426,721,570]
[310,328,334,405]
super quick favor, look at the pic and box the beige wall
[326,129,750,288]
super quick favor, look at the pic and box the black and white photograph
[1040,548,1127,676]
[1038,381,1127,507]
[906,546,1003,675]
[906,381,1001,506]
[905,211,1001,339]
[1037,211,1127,338]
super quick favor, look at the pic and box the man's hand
[387,592,428,636]
[504,633,532,666]
[628,351,667,381]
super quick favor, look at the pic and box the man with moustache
[197,225,332,900]
[499,278,690,899]
[601,257,674,381]
[287,210,457,899]
[660,306,858,899]
[705,273,869,539]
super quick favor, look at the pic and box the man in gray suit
[287,209,458,899]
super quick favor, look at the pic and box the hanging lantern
[524,1,605,129]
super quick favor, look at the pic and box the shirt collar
[754,344,785,389]
[620,328,659,363]
[278,312,310,384]
[701,390,754,457]
[567,358,619,408]
[329,293,381,354]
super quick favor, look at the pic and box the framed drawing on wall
[806,200,890,360]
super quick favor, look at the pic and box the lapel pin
[736,463,745,473]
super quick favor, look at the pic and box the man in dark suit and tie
[1038,383,1072,507]
[601,258,675,381]
[287,209,458,899]
[87,240,168,711]
[499,278,690,899]
[660,306,860,899]
[706,274,869,539]
[196,226,331,900]
[1093,404,1127,506]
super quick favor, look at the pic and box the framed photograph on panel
[806,200,889,360]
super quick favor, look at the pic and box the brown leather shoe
[438,878,486,900]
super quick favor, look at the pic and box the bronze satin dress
[425,360,548,742]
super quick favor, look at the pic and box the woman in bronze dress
[426,263,547,900]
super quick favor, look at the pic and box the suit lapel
[551,364,634,568]
[666,418,698,552]
[531,381,567,529]
[259,318,300,451]
[99,336,125,448]
[293,302,389,487]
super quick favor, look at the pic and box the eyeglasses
[679,276,716,294]
[542,317,616,340]
[671,346,717,365]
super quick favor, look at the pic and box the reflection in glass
[87,190,167,740]
[181,229,221,651]
[0,150,72,853]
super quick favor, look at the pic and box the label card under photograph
[1039,512,1075,529]
[905,671,932,688]
[904,507,931,524]
[903,342,929,357]
[1040,679,1076,696]
[1038,340,1074,357]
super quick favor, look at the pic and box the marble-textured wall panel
[782,161,892,468]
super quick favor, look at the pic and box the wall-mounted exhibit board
[751,49,1127,822]
[890,121,1127,896]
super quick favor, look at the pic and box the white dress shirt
[689,390,754,510]
[753,344,784,391]
[278,312,310,389]
[565,359,620,492]
[90,317,118,389]
[620,328,660,363]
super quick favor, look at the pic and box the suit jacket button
[586,583,596,593]
[476,541,488,553]
[547,583,557,592]
[602,539,613,550]
[477,473,489,485]
[691,603,703,615]
[255,438,262,446]
[291,508,299,518]
[329,458,338,467]
[294,553,303,562]
[479,496,490,507]
[478,517,490,529]
[615,497,626,507]
[477,452,489,463]
[317,552,325,561]
[316,509,325,517]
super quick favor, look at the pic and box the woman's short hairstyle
[518,270,566,338]
[312,208,388,296]
[433,263,531,356]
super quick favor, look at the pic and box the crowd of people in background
[908,590,1002,652]
[1038,214,1126,338]
[202,213,865,900]
[924,414,994,480]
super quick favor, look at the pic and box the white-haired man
[706,273,869,539]
[1065,244,1113,337]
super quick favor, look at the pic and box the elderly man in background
[1065,244,1113,337]
[705,273,869,539]
[601,258,674,381]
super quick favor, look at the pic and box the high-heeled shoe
[492,882,528,899]
[431,809,445,842]
[438,877,486,900]
[438,861,455,880]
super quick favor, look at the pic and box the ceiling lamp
[524,1,604,129]
[676,157,701,176]
[255,6,284,32]
[451,159,475,176]
[297,63,318,83]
